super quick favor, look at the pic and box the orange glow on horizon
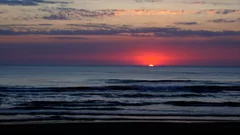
[134,51,171,66]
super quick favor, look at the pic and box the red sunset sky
[0,0,240,66]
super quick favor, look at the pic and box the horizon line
[0,64,240,67]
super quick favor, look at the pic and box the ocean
[0,66,239,123]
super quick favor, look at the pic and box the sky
[0,0,240,66]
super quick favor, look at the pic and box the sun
[134,51,168,66]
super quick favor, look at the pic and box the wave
[105,79,197,84]
[104,79,237,85]
[14,100,158,110]
[0,85,239,92]
[1,110,240,117]
[117,93,204,98]
[70,92,207,98]
[164,101,240,107]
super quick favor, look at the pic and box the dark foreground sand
[1,120,240,134]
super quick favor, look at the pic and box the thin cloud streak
[174,22,198,25]
[208,18,240,23]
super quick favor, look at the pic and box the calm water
[0,66,240,122]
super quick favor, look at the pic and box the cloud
[0,0,71,6]
[43,14,70,20]
[189,2,205,5]
[196,9,240,15]
[42,8,116,20]
[174,22,198,25]
[118,32,155,37]
[154,30,240,37]
[38,24,53,26]
[208,18,240,23]
[0,24,37,27]
[114,9,240,16]
[40,8,186,21]
[3,7,240,21]
[47,37,88,40]
[0,24,38,30]
[182,1,238,6]
[1,24,240,37]
[67,23,131,31]
[0,0,37,6]
[41,9,240,21]
[114,9,185,16]
[135,0,163,2]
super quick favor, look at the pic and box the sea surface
[0,66,239,123]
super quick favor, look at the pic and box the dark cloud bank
[0,0,71,6]
[0,26,239,37]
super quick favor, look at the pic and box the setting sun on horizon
[133,51,171,66]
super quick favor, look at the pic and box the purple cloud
[208,18,240,23]
[0,0,71,6]
[174,22,198,25]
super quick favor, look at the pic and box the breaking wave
[0,85,239,92]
